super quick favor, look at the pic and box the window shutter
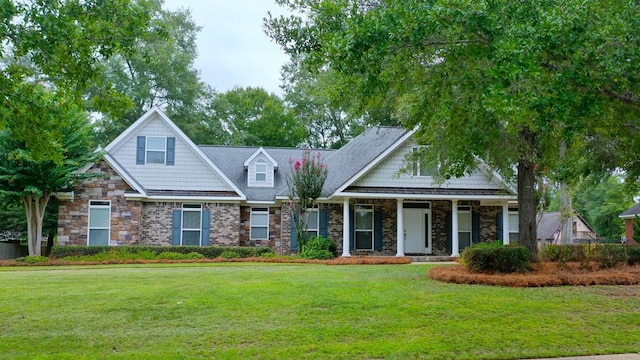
[290,212,298,251]
[201,210,211,246]
[349,209,355,251]
[136,136,146,164]
[496,212,503,241]
[166,137,175,165]
[319,209,328,238]
[445,211,452,254]
[374,210,383,251]
[472,211,480,245]
[172,209,181,246]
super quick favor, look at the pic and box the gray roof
[619,203,640,218]
[198,127,409,202]
[536,212,562,240]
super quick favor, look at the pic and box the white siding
[247,155,275,188]
[354,142,506,190]
[110,115,233,191]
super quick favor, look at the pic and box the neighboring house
[57,107,519,257]
[536,211,597,245]
[619,204,640,245]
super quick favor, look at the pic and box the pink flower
[294,161,301,171]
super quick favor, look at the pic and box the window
[412,148,437,177]
[88,200,110,246]
[250,208,269,240]
[146,136,166,164]
[305,209,319,237]
[355,204,374,250]
[508,208,519,242]
[255,159,267,182]
[182,204,202,246]
[458,206,472,250]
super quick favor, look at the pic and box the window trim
[508,207,519,242]
[354,204,374,251]
[250,207,269,240]
[411,147,438,177]
[88,200,111,246]
[255,158,267,182]
[457,205,472,249]
[181,204,202,246]
[305,208,319,238]
[146,136,167,164]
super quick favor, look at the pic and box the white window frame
[458,206,472,249]
[305,208,319,238]
[146,136,166,164]
[181,204,202,246]
[354,204,374,251]
[250,207,269,240]
[88,200,111,246]
[255,158,267,182]
[508,208,519,242]
[411,147,437,177]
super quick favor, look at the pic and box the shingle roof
[619,203,640,218]
[536,212,562,240]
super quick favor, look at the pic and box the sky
[162,0,291,96]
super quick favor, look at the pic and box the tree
[211,87,307,147]
[266,0,640,260]
[90,0,223,145]
[0,87,100,256]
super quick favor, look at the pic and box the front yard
[0,263,639,359]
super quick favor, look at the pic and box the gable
[246,154,276,188]
[352,141,511,191]
[108,110,237,193]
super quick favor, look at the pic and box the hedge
[51,245,274,259]
[460,241,531,273]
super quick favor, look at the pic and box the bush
[300,236,335,260]
[627,246,640,266]
[219,251,240,259]
[540,245,589,265]
[596,244,628,268]
[15,255,49,263]
[52,245,274,259]
[460,241,530,273]
[156,252,205,260]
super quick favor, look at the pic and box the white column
[342,198,351,257]
[451,200,460,257]
[396,198,405,257]
[502,203,510,245]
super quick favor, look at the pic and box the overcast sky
[162,0,290,96]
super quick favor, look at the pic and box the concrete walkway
[523,354,640,360]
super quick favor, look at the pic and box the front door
[404,208,432,254]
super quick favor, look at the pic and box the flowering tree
[287,150,328,248]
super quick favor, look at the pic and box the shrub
[300,236,335,260]
[460,241,530,273]
[156,252,204,260]
[219,251,240,259]
[540,244,588,265]
[627,246,640,266]
[596,244,628,268]
[52,245,274,259]
[15,255,49,264]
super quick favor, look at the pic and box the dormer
[244,147,278,188]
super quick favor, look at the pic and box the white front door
[403,208,432,254]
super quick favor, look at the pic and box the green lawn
[0,263,638,360]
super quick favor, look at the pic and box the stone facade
[239,206,282,249]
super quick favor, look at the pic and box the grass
[0,263,639,359]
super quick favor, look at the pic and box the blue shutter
[319,209,328,238]
[497,212,504,241]
[201,210,211,246]
[445,211,452,254]
[472,211,480,245]
[349,209,355,251]
[172,209,181,246]
[136,136,146,164]
[374,210,383,251]
[290,212,298,251]
[166,137,175,165]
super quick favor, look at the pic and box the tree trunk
[559,182,573,245]
[23,193,51,257]
[517,130,538,262]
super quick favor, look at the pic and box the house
[619,204,640,245]
[57,107,519,257]
[536,211,597,245]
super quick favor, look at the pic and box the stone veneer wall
[57,160,141,246]
[239,206,282,249]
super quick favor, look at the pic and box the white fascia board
[124,194,244,202]
[54,191,75,200]
[333,129,416,195]
[243,147,279,169]
[619,214,638,219]
[245,200,278,206]
[334,191,517,201]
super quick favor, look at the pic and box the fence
[0,241,28,260]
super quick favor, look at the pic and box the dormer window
[255,159,267,182]
[147,136,166,164]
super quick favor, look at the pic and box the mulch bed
[428,262,640,287]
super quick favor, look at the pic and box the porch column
[396,198,405,257]
[502,203,510,245]
[342,198,351,257]
[451,200,460,257]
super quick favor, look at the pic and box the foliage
[14,255,49,264]
[156,252,205,260]
[287,150,328,248]
[596,244,629,269]
[219,251,240,259]
[627,246,640,266]
[460,241,530,273]
[540,244,589,265]
[634,215,640,243]
[51,245,273,260]
[210,86,307,147]
[60,248,158,262]
[300,236,335,260]
[266,0,640,261]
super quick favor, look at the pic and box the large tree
[266,0,640,260]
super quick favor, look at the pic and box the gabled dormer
[244,147,278,188]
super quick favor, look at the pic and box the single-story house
[536,210,597,245]
[57,107,519,257]
[619,204,639,245]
